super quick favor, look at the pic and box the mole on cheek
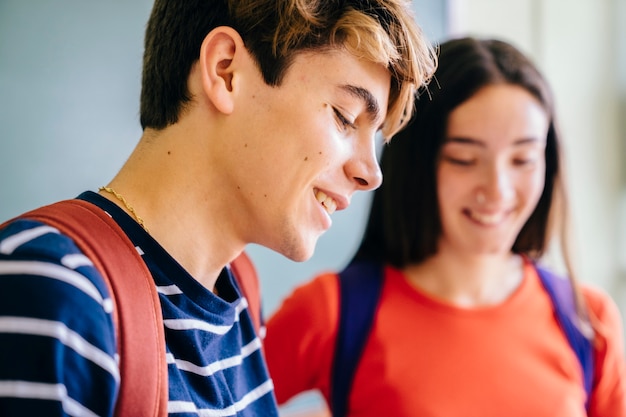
[304,156,308,161]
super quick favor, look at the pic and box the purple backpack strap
[331,261,384,417]
[535,264,594,409]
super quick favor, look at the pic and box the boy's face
[225,48,390,261]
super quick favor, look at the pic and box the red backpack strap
[18,199,168,417]
[230,251,262,335]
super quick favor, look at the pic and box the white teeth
[324,198,337,214]
[470,211,502,225]
[315,190,337,215]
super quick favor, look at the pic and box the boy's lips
[315,189,337,215]
[314,188,348,215]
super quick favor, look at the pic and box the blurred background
[1,0,624,393]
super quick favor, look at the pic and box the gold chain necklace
[99,186,150,233]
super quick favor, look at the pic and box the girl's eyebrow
[444,137,485,147]
[444,137,543,146]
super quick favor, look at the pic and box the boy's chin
[279,237,320,263]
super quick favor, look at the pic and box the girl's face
[436,84,550,257]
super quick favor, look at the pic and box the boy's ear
[198,27,244,115]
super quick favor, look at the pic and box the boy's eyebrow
[340,84,383,128]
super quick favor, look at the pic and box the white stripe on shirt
[235,298,247,317]
[163,318,232,335]
[157,284,183,295]
[0,260,107,307]
[0,317,119,382]
[168,379,274,417]
[0,380,100,417]
[166,337,262,377]
[61,254,93,269]
[0,225,59,255]
[163,298,248,334]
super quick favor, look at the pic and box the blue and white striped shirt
[0,191,279,416]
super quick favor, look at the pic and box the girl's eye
[333,108,356,130]
[513,155,539,166]
[441,155,475,166]
[513,159,532,166]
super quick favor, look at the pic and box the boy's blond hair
[141,0,437,139]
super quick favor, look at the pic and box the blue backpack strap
[535,264,594,408]
[331,260,385,417]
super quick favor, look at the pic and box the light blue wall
[0,0,152,218]
[0,0,446,316]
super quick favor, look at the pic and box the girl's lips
[464,208,509,225]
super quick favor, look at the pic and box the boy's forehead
[291,48,390,82]
[280,47,393,126]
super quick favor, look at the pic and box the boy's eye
[333,108,356,130]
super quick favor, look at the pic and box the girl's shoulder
[580,283,623,333]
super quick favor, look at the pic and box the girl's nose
[478,164,514,204]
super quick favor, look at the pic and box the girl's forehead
[445,85,549,146]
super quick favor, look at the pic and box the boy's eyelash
[333,108,355,129]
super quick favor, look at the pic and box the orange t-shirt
[264,262,626,417]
